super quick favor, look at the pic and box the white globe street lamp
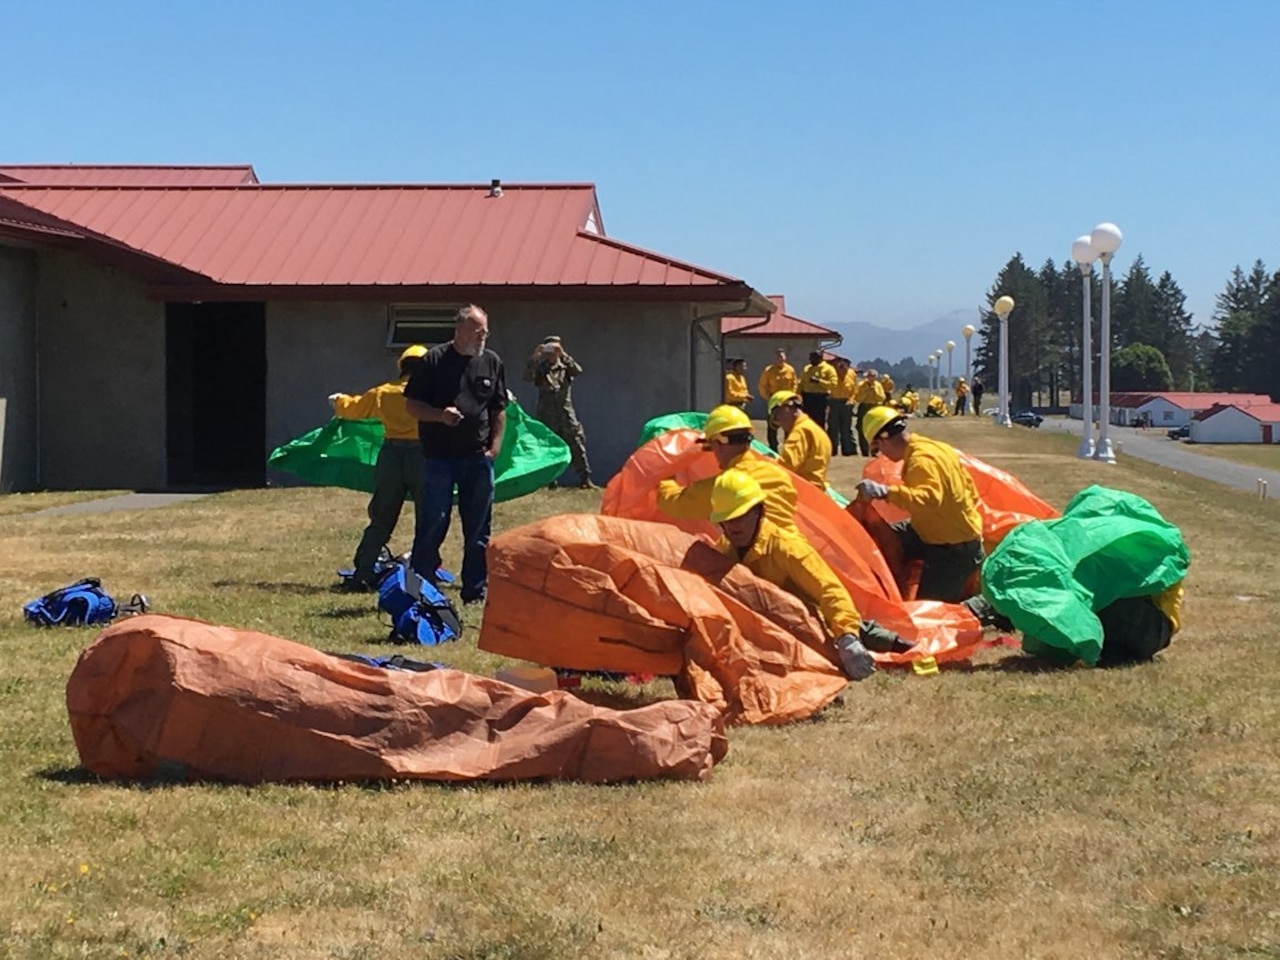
[961,324,975,383]
[993,295,1015,426]
[1071,235,1099,459]
[1090,222,1123,463]
[945,340,956,392]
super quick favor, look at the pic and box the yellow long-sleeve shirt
[758,362,797,398]
[724,372,751,405]
[799,361,838,395]
[778,413,831,489]
[886,434,983,545]
[331,377,419,440]
[657,453,799,534]
[880,375,895,396]
[854,378,886,405]
[719,518,861,638]
[831,368,858,400]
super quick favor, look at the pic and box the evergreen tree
[1112,343,1174,392]
[1112,255,1158,349]
[1210,261,1270,391]
[1152,271,1196,388]
[976,254,1050,408]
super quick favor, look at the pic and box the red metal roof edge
[142,282,761,303]
[575,231,743,285]
[724,313,838,337]
[1196,402,1280,422]
[0,181,598,192]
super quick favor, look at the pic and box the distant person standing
[404,305,507,606]
[827,357,858,456]
[723,357,752,411]
[799,351,837,432]
[758,349,798,450]
[954,377,970,416]
[971,377,985,416]
[524,335,594,489]
[329,345,429,591]
[853,368,887,456]
[880,371,896,402]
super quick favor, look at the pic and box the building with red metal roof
[718,295,841,418]
[1189,402,1280,443]
[0,167,769,490]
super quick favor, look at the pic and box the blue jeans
[411,455,495,602]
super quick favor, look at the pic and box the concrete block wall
[722,335,825,421]
[0,246,38,491]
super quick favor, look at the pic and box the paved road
[1040,418,1280,494]
[20,492,209,518]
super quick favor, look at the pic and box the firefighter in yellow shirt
[880,371,896,401]
[853,369,887,456]
[723,358,751,410]
[953,377,970,416]
[799,351,838,431]
[768,390,832,490]
[855,406,984,602]
[329,345,429,590]
[757,349,798,450]
[827,356,858,456]
[656,405,799,533]
[707,470,912,680]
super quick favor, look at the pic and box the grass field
[1,418,1278,959]
[1185,441,1280,473]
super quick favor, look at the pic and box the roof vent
[489,178,502,198]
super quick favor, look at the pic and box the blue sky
[5,1,1278,331]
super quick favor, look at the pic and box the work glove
[856,479,890,501]
[859,619,915,655]
[835,633,876,681]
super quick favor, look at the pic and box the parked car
[1167,424,1190,440]
[1010,409,1043,428]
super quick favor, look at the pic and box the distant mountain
[825,310,982,368]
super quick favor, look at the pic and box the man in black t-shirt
[403,305,508,604]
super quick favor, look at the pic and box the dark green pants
[893,521,983,603]
[539,402,592,483]
[353,440,424,583]
[828,398,856,455]
[855,403,876,456]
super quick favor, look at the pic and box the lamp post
[993,295,1015,426]
[1071,235,1098,459]
[961,324,975,384]
[945,340,955,392]
[929,352,939,393]
[1090,222,1123,463]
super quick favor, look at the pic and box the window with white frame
[386,305,462,348]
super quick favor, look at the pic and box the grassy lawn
[1,418,1277,959]
[1184,441,1280,473]
[0,490,128,518]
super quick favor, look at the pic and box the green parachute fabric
[982,485,1190,666]
[268,399,571,503]
[639,411,849,507]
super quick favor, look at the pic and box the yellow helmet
[767,390,801,415]
[399,344,429,366]
[861,404,906,447]
[702,404,753,443]
[709,469,767,523]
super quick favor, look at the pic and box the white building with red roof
[0,165,771,489]
[1189,402,1280,444]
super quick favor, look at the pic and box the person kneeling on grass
[708,469,912,681]
[657,404,801,533]
[854,405,984,603]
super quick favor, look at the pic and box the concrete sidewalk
[20,492,210,518]
[1040,418,1280,495]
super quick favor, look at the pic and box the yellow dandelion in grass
[79,864,90,876]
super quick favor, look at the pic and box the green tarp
[638,411,850,507]
[982,485,1190,665]
[268,399,571,503]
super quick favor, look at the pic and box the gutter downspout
[690,298,757,408]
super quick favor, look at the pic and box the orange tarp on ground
[67,615,727,783]
[599,429,987,664]
[478,514,849,725]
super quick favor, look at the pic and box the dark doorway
[166,302,267,488]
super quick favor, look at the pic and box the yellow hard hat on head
[709,469,767,523]
[861,405,906,447]
[767,390,801,415]
[399,344,429,366]
[703,404,753,442]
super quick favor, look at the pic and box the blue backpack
[22,578,148,628]
[376,562,462,646]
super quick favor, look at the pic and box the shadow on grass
[313,606,374,620]
[35,765,554,792]
[210,579,333,596]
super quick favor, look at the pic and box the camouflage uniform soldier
[524,336,595,488]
